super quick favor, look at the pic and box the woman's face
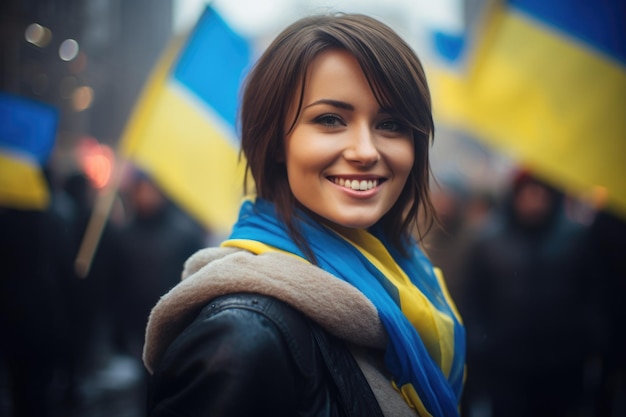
[283,49,414,229]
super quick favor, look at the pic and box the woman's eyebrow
[303,99,354,111]
[303,99,394,115]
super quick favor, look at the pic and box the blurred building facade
[0,0,173,174]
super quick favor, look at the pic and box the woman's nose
[344,126,380,166]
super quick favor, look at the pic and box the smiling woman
[283,49,415,230]
[143,13,465,417]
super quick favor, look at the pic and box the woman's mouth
[329,177,381,191]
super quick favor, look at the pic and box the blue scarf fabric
[223,198,465,416]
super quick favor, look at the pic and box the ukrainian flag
[0,92,58,210]
[120,6,252,235]
[429,0,626,217]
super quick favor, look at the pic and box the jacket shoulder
[148,293,318,416]
[148,292,384,417]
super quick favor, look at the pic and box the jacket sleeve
[147,294,303,417]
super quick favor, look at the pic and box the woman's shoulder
[159,292,318,376]
[147,293,318,416]
[148,292,387,417]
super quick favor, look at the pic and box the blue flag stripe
[509,0,626,65]
[173,7,252,131]
[0,92,58,164]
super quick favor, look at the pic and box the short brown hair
[239,13,436,256]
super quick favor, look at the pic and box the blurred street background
[1,0,624,416]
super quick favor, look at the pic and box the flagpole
[73,6,251,276]
[73,35,185,279]
[74,158,126,278]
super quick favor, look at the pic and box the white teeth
[332,178,378,191]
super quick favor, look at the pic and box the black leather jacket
[147,293,384,417]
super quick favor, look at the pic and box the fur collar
[143,246,388,373]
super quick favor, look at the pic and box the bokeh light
[59,38,80,61]
[72,85,94,111]
[24,23,52,47]
[76,137,115,189]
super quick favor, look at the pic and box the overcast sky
[174,0,463,56]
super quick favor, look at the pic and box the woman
[143,13,465,417]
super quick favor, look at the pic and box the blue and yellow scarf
[222,198,465,416]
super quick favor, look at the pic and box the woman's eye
[315,114,343,127]
[378,119,407,132]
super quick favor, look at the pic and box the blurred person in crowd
[424,177,477,303]
[61,171,122,405]
[585,209,626,417]
[142,13,465,417]
[463,190,496,233]
[0,169,76,416]
[110,170,207,361]
[459,170,598,417]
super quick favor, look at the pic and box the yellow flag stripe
[0,153,49,210]
[430,9,626,217]
[120,36,184,157]
[123,81,246,234]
